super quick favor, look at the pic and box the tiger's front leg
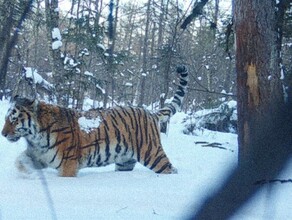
[15,150,47,177]
[58,160,79,177]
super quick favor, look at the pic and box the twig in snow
[196,141,234,152]
[254,179,292,185]
[116,206,128,213]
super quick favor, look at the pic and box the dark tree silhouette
[0,0,33,99]
[188,0,292,219]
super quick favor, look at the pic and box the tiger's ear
[26,99,39,112]
[12,96,38,111]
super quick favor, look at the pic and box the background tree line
[1,0,291,113]
[0,0,237,111]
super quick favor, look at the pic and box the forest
[0,0,237,111]
[0,0,292,219]
[0,0,291,112]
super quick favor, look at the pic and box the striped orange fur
[2,66,188,177]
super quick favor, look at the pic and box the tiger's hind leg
[115,159,137,172]
[143,146,177,174]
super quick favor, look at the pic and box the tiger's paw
[15,152,39,179]
[157,165,178,174]
[170,167,178,174]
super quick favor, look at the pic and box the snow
[125,82,133,87]
[24,67,54,90]
[96,84,105,94]
[52,28,62,40]
[51,28,62,50]
[97,43,106,51]
[25,67,44,84]
[0,100,291,219]
[84,71,93,77]
[78,116,101,133]
[52,40,62,50]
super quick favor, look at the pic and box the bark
[45,0,66,105]
[0,0,33,98]
[138,0,151,107]
[190,0,291,219]
[235,0,284,164]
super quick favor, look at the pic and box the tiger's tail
[157,66,188,122]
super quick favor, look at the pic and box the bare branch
[180,0,209,30]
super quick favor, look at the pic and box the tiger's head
[1,96,38,142]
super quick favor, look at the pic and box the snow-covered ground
[0,100,291,219]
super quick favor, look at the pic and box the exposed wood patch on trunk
[246,63,260,106]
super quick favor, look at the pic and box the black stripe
[149,119,160,141]
[156,163,170,173]
[110,114,123,154]
[176,86,185,97]
[122,134,129,154]
[149,154,165,170]
[180,78,188,86]
[80,141,98,149]
[51,127,70,133]
[180,73,188,78]
[110,113,119,125]
[128,107,137,130]
[143,136,153,167]
[93,142,100,159]
[136,109,144,161]
[143,111,149,144]
[27,112,31,128]
[21,118,25,127]
[173,96,182,106]
[49,137,70,149]
[46,131,51,149]
[115,109,131,133]
[129,107,140,161]
[87,154,93,167]
[39,121,58,132]
[63,129,77,134]
[50,149,59,163]
[96,155,101,166]
[55,154,64,169]
[121,108,134,129]
[115,144,122,154]
[103,126,111,163]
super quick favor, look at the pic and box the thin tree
[45,0,66,105]
[138,0,151,107]
[0,0,33,99]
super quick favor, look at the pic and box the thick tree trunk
[235,0,284,166]
[190,1,292,219]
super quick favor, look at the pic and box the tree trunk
[235,0,284,166]
[191,0,292,219]
[45,0,66,106]
[138,0,151,107]
[0,0,33,99]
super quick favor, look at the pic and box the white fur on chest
[26,132,61,168]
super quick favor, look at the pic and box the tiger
[1,66,188,177]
